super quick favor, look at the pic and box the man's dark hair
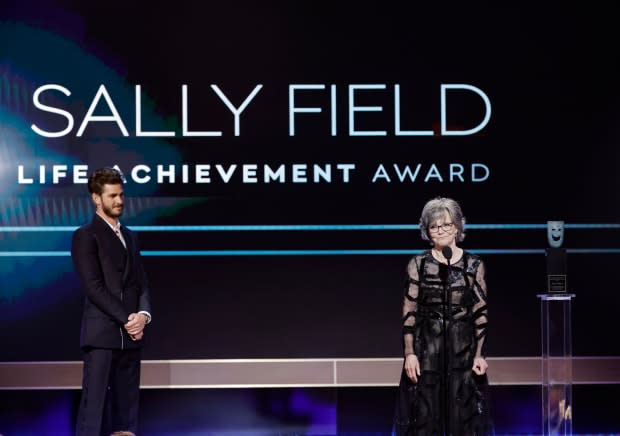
[88,167,124,195]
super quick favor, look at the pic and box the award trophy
[538,220,574,435]
[546,221,567,293]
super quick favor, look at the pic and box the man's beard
[102,203,123,218]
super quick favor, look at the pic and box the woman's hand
[405,354,421,382]
[472,356,488,375]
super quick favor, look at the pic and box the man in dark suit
[72,167,152,435]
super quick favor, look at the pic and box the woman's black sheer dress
[394,250,492,436]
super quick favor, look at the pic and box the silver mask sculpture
[547,221,564,248]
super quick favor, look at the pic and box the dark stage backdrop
[0,3,618,361]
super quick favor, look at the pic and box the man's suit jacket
[72,214,152,349]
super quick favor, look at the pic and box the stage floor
[1,384,619,435]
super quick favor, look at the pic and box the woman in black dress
[394,197,492,435]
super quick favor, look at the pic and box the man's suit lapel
[120,226,133,284]
[93,214,126,251]
[92,215,129,280]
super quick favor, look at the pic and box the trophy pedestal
[537,293,575,435]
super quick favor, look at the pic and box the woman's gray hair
[419,197,466,243]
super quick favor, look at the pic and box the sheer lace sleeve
[472,259,489,358]
[403,256,421,357]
